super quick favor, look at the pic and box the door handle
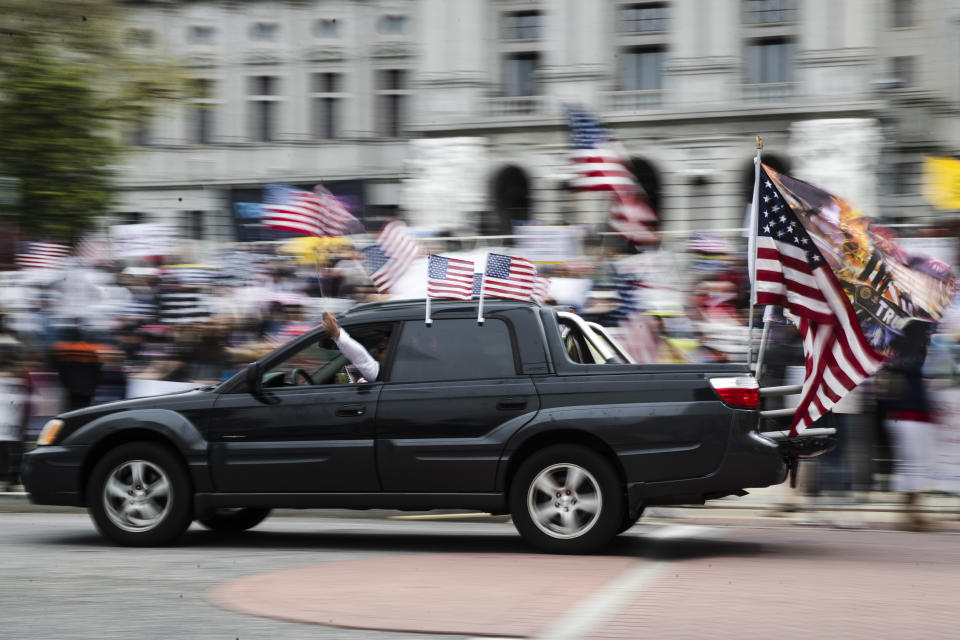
[497,399,527,411]
[336,404,366,417]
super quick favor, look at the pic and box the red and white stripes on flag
[754,165,884,435]
[17,242,69,270]
[481,253,537,301]
[360,220,421,293]
[532,276,550,304]
[427,255,474,300]
[262,183,358,238]
[566,106,657,244]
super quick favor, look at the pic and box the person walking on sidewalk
[880,322,937,531]
[0,368,26,491]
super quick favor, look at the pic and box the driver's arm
[332,327,379,382]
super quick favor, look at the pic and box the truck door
[375,315,540,492]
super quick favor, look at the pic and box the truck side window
[389,318,517,382]
[559,323,602,365]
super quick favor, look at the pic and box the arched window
[490,165,531,236]
[627,156,661,214]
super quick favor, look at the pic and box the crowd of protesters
[0,229,958,530]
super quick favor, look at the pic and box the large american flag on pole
[360,220,420,293]
[755,165,884,434]
[427,255,474,300]
[481,253,537,301]
[566,106,657,244]
[262,183,358,237]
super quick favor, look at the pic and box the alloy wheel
[526,463,602,539]
[102,459,172,533]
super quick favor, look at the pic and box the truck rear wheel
[87,442,193,547]
[509,444,624,553]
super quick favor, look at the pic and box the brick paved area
[210,525,960,639]
[210,553,639,637]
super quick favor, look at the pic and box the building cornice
[303,46,347,63]
[537,64,609,83]
[371,42,416,59]
[666,56,739,75]
[418,71,489,88]
[795,47,875,67]
[244,49,286,65]
[410,99,886,135]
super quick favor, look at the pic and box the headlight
[37,419,65,446]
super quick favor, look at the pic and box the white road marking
[532,524,719,640]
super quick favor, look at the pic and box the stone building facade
[117,0,960,247]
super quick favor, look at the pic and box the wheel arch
[75,411,208,505]
[499,428,628,500]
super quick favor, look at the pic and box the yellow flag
[923,156,960,210]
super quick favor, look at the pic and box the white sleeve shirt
[333,328,380,382]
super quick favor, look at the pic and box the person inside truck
[321,311,387,382]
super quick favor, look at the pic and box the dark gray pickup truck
[23,299,827,552]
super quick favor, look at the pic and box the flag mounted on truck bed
[755,164,954,435]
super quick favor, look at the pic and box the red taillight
[710,377,759,409]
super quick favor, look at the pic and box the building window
[618,3,669,33]
[503,53,539,96]
[378,15,410,35]
[250,22,279,41]
[620,47,665,91]
[130,109,151,147]
[742,0,795,24]
[248,76,279,142]
[746,38,794,84]
[189,79,215,144]
[890,0,915,28]
[503,11,541,40]
[890,56,915,86]
[315,18,340,37]
[188,25,216,44]
[311,72,344,140]
[126,29,154,47]
[184,211,205,240]
[376,69,409,137]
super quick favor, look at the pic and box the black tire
[197,508,271,533]
[509,444,624,554]
[86,441,193,547]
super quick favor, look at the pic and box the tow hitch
[759,427,837,488]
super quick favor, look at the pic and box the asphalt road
[3,512,960,639]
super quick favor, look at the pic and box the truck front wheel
[86,442,193,547]
[509,444,624,553]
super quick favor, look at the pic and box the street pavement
[2,510,959,639]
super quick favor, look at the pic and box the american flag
[566,106,657,244]
[481,253,537,301]
[262,183,358,237]
[360,220,420,293]
[17,242,69,270]
[532,276,551,304]
[427,255,474,300]
[471,272,483,297]
[755,165,884,435]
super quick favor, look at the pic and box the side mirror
[245,361,261,394]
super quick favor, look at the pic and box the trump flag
[755,164,954,434]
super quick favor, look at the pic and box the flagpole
[477,257,486,325]
[748,136,763,372]
[425,293,432,326]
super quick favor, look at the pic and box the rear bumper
[21,445,88,507]
[626,417,788,509]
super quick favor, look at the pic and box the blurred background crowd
[3,0,960,527]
